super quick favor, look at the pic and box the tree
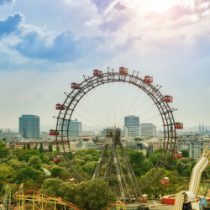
[82,161,97,176]
[39,143,44,153]
[8,159,26,170]
[127,150,152,176]
[26,143,31,149]
[1,138,6,142]
[148,150,163,166]
[56,145,60,152]
[48,143,53,152]
[74,149,100,162]
[14,149,40,162]
[51,166,63,177]
[74,179,115,210]
[66,151,73,160]
[176,158,195,177]
[181,150,189,158]
[63,184,76,203]
[139,167,164,199]
[0,164,14,182]
[51,166,69,179]
[41,178,78,204]
[41,178,67,197]
[200,167,210,196]
[134,137,143,141]
[0,141,9,158]
[28,156,42,169]
[15,166,42,183]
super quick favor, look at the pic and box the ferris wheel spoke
[50,66,183,194]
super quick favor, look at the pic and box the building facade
[177,135,210,159]
[62,119,82,137]
[124,115,140,137]
[19,115,40,139]
[141,123,156,137]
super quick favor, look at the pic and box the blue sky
[0,0,210,130]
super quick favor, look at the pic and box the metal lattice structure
[13,190,80,210]
[92,128,139,201]
[51,67,182,192]
[2,185,12,210]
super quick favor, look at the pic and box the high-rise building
[124,115,140,137]
[19,115,40,139]
[69,119,82,137]
[141,123,156,137]
[63,119,82,137]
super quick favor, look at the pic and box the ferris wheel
[49,67,183,197]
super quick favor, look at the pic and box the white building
[177,135,210,159]
[141,123,156,137]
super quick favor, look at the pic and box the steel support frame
[92,132,138,201]
[54,69,178,190]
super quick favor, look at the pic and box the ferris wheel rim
[56,70,177,148]
[52,67,181,189]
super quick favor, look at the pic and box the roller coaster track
[13,190,80,210]
[174,150,210,210]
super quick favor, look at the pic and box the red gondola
[162,95,173,103]
[174,151,182,159]
[162,196,175,205]
[55,103,65,110]
[93,69,103,77]
[53,156,62,163]
[49,129,59,136]
[175,122,183,129]
[119,67,128,76]
[71,82,81,89]
[144,76,153,84]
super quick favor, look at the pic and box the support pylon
[3,185,12,210]
[92,128,139,201]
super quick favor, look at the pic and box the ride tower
[92,128,138,201]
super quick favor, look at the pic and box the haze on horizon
[0,0,210,130]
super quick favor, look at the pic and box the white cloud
[0,0,210,129]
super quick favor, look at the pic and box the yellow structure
[107,201,126,210]
[13,190,80,210]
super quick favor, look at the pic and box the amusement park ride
[13,190,80,210]
[49,66,183,203]
[50,66,182,154]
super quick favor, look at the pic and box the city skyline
[2,113,209,134]
[0,0,210,129]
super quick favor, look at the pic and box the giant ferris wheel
[49,67,183,200]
